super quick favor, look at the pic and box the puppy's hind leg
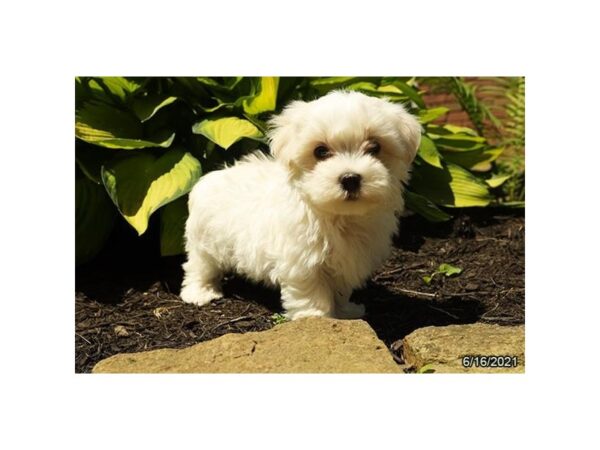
[180,248,223,307]
[334,284,365,319]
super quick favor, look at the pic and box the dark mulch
[75,209,524,373]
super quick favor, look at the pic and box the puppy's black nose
[339,172,362,193]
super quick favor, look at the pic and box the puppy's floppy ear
[391,102,422,164]
[267,100,307,163]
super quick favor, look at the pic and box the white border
[3,0,599,448]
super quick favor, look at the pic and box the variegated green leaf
[347,82,409,102]
[418,107,449,124]
[485,174,512,188]
[101,149,201,235]
[192,117,263,149]
[431,133,486,151]
[89,77,143,102]
[404,190,452,222]
[443,124,479,136]
[441,147,504,171]
[382,80,425,108]
[410,162,492,207]
[132,95,178,122]
[243,77,279,115]
[417,135,443,168]
[76,101,175,149]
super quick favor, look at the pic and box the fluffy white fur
[180,90,421,320]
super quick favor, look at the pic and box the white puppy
[180,90,421,320]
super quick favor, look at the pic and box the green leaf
[485,174,512,188]
[432,134,486,151]
[194,100,232,113]
[446,163,493,207]
[437,263,463,277]
[94,134,175,150]
[404,190,452,222]
[194,77,252,102]
[195,77,223,88]
[101,149,202,235]
[427,125,485,151]
[494,200,525,208]
[196,77,245,93]
[417,135,443,168]
[75,77,93,107]
[410,162,492,207]
[172,77,213,101]
[375,85,411,102]
[443,124,479,136]
[383,80,425,108]
[422,263,463,285]
[76,101,175,149]
[310,77,371,87]
[418,107,449,124]
[441,147,504,171]
[132,95,178,122]
[309,77,382,94]
[417,364,436,374]
[346,82,409,102]
[347,81,379,91]
[91,77,142,102]
[243,77,279,115]
[310,76,360,86]
[271,313,289,325]
[76,101,141,140]
[160,195,188,256]
[192,117,264,150]
[76,175,117,264]
[222,77,244,89]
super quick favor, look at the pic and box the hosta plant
[75,76,513,265]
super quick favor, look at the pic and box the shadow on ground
[75,210,523,373]
[353,283,485,347]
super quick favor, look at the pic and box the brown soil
[75,209,524,373]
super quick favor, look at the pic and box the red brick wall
[420,77,511,141]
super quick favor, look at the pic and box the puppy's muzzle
[339,172,362,199]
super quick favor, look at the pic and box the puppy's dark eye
[314,145,331,160]
[366,141,381,156]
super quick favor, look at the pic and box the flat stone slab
[93,317,401,373]
[402,323,525,373]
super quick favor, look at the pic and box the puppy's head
[268,90,421,215]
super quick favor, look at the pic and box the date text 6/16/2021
[462,355,519,368]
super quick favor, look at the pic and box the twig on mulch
[393,287,487,299]
[481,303,500,319]
[427,305,460,320]
[76,333,92,344]
[393,287,437,299]
[441,291,493,298]
[393,287,508,301]
[373,262,427,281]
[210,304,255,332]
[211,315,255,332]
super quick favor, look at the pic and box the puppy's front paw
[336,302,366,319]
[284,308,332,321]
[180,284,222,307]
